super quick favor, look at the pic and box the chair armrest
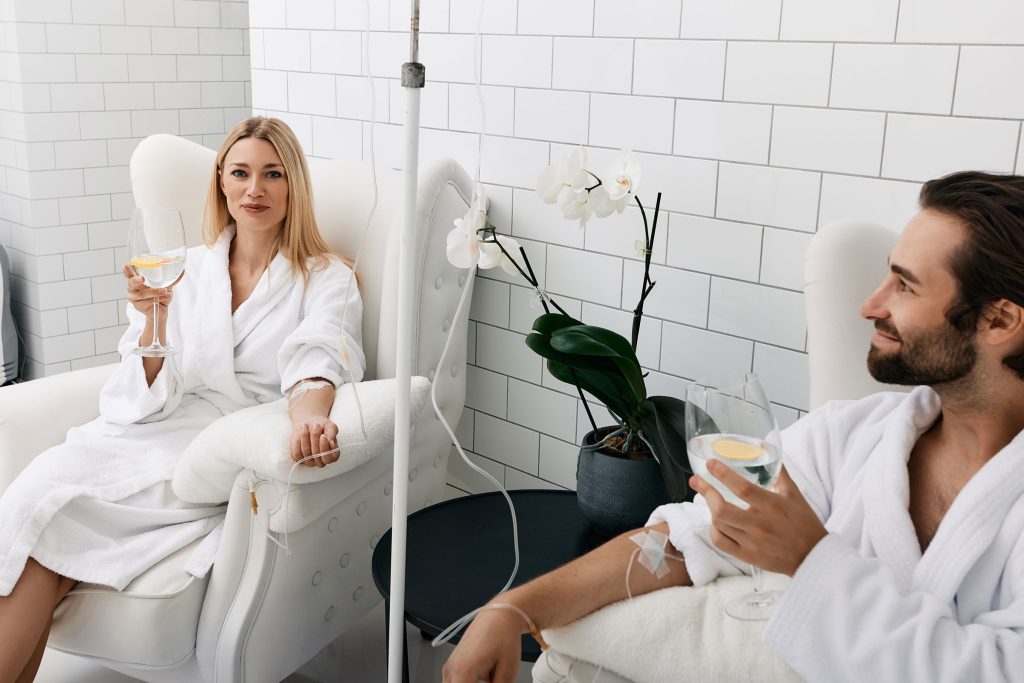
[0,364,116,492]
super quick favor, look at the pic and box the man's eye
[897,279,911,293]
[231,169,246,178]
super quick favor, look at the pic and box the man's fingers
[706,459,771,507]
[774,464,797,495]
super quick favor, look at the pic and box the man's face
[860,209,978,386]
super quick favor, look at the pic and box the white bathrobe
[0,226,364,596]
[650,386,1024,682]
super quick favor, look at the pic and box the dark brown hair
[919,170,1024,378]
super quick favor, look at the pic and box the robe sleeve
[764,533,1024,682]
[98,303,185,425]
[646,402,841,586]
[278,259,365,394]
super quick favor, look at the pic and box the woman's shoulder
[305,254,356,285]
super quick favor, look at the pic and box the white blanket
[537,574,800,683]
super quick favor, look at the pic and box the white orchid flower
[588,186,617,218]
[479,234,521,275]
[537,146,591,205]
[557,185,592,227]
[445,184,490,269]
[606,150,642,201]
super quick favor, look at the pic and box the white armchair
[0,134,476,682]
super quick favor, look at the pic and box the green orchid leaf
[546,360,637,423]
[638,396,697,503]
[548,326,647,402]
[531,312,582,336]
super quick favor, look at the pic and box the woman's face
[219,137,289,237]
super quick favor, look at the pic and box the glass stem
[751,564,763,594]
[152,300,161,348]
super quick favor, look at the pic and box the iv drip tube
[388,2,424,681]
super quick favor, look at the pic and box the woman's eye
[231,169,247,178]
[266,171,282,179]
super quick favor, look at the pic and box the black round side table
[372,489,604,680]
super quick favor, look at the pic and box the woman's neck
[230,226,280,276]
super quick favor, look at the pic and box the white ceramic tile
[552,38,633,95]
[45,24,101,53]
[505,468,563,491]
[176,55,222,81]
[621,259,710,329]
[151,27,199,54]
[455,409,474,452]
[481,183,514,238]
[84,166,129,195]
[546,244,622,308]
[642,369,691,401]
[63,249,113,280]
[897,0,1024,44]
[760,228,813,292]
[508,378,578,442]
[249,0,285,28]
[449,84,514,136]
[94,325,125,354]
[125,0,174,27]
[466,364,508,417]
[681,0,782,39]
[75,54,129,82]
[753,343,810,411]
[87,220,128,249]
[419,128,480,183]
[155,82,201,109]
[287,0,334,29]
[252,69,288,111]
[582,203,668,264]
[955,48,1024,119]
[660,322,753,387]
[473,411,540,474]
[128,55,177,82]
[818,174,921,233]
[771,106,886,176]
[71,0,124,24]
[882,115,1019,182]
[131,110,179,137]
[725,42,832,107]
[387,0,448,31]
[388,80,448,129]
[591,94,674,154]
[14,0,71,22]
[37,279,93,310]
[594,0,682,38]
[831,45,957,115]
[716,162,820,232]
[363,30,404,78]
[479,136,550,189]
[309,31,361,76]
[514,89,589,145]
[80,111,130,140]
[483,36,552,88]
[450,0,517,34]
[447,447,505,494]
[199,28,243,56]
[509,283,582,335]
[311,115,362,162]
[336,74,389,121]
[539,435,579,489]
[781,0,899,42]
[15,143,55,172]
[263,29,310,72]
[175,0,220,28]
[667,214,762,282]
[100,26,152,54]
[288,72,336,117]
[574,400,617,443]
[38,330,97,364]
[674,100,771,164]
[709,278,806,350]
[223,57,250,82]
[106,140,140,167]
[90,272,125,302]
[518,0,593,36]
[633,40,725,99]
[469,276,510,328]
[110,192,136,221]
[580,300,663,370]
[103,83,154,111]
[50,84,103,114]
[420,34,477,85]
[59,195,110,224]
[475,323,543,384]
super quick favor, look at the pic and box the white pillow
[172,377,431,504]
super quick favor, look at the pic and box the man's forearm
[497,522,691,632]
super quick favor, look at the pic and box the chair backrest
[804,219,907,409]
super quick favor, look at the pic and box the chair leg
[382,599,411,683]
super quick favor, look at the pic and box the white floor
[36,601,536,683]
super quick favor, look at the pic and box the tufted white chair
[0,134,475,682]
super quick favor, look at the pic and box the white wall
[0,0,251,379]
[250,0,1024,495]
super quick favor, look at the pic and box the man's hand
[691,461,827,576]
[443,608,524,683]
[289,417,339,468]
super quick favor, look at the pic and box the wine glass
[127,207,187,357]
[685,373,783,621]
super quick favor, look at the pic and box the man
[443,171,1024,683]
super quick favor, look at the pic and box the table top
[371,489,604,662]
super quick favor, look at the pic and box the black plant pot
[576,427,670,537]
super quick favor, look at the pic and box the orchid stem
[630,192,660,352]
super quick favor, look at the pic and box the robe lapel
[861,387,940,591]
[230,250,293,346]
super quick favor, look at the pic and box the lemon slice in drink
[130,255,172,268]
[711,438,763,461]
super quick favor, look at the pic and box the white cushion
[172,377,431,504]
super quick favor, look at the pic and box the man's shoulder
[796,388,925,435]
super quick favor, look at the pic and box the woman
[0,116,364,682]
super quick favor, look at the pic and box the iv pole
[389,2,424,681]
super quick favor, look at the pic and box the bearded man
[444,171,1024,683]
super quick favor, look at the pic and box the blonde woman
[0,117,364,682]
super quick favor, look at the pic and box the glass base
[724,590,782,621]
[133,344,176,358]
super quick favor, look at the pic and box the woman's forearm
[288,381,335,422]
[139,317,165,386]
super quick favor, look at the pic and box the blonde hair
[203,116,349,281]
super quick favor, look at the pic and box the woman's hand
[289,417,340,468]
[443,608,524,683]
[123,264,180,322]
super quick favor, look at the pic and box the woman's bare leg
[0,559,75,683]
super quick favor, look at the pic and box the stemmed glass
[127,207,187,357]
[685,373,784,621]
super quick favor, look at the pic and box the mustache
[874,320,901,341]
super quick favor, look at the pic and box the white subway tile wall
[0,0,251,377]
[6,0,1024,494]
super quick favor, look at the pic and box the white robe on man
[650,386,1024,682]
[0,226,364,596]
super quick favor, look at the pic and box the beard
[867,318,978,386]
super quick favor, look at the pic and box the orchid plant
[447,148,692,503]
